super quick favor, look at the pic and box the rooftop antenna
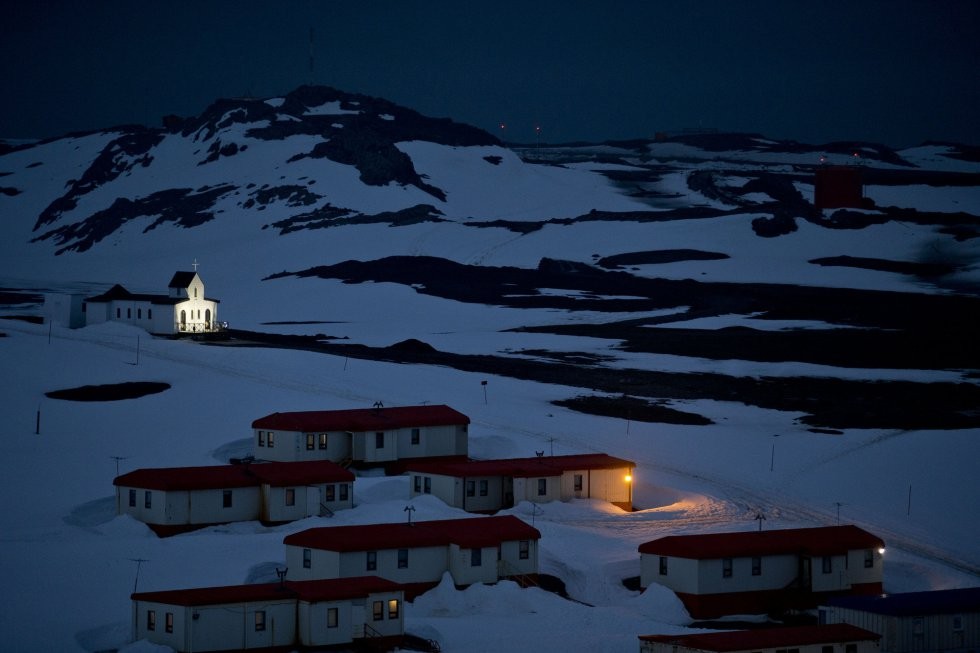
[834,501,845,525]
[276,567,288,589]
[754,512,767,532]
[404,505,416,526]
[110,455,129,477]
[129,558,149,592]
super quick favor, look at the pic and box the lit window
[306,433,315,450]
[303,548,311,569]
[366,551,377,571]
[537,479,547,496]
[147,610,156,631]
[722,558,733,578]
[165,612,173,633]
[222,490,232,508]
[479,480,488,497]
[255,611,266,631]
[128,489,136,507]
[519,540,529,560]
[285,488,295,506]
[327,607,338,628]
[388,599,399,619]
[398,548,408,569]
[267,432,275,448]
[373,600,383,621]
[318,433,328,449]
[472,548,482,567]
[411,428,420,444]
[573,474,583,491]
[659,556,668,575]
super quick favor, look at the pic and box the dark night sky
[3,1,979,147]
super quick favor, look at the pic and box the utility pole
[111,455,129,477]
[130,558,149,592]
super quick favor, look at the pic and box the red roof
[639,624,880,652]
[405,453,635,478]
[251,404,469,432]
[284,515,540,551]
[638,525,883,559]
[132,576,401,606]
[114,460,353,491]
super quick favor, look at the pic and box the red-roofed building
[83,270,220,334]
[405,453,635,512]
[639,624,881,653]
[251,404,470,466]
[114,460,354,535]
[284,515,541,597]
[131,576,404,652]
[639,525,885,619]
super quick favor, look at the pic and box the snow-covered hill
[1,86,978,652]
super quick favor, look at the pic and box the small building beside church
[83,270,220,335]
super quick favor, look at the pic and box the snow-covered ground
[1,124,978,652]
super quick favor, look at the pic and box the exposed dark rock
[809,255,958,278]
[553,394,713,425]
[45,381,171,402]
[597,250,729,268]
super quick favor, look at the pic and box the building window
[147,610,156,631]
[659,556,668,575]
[366,550,377,571]
[267,431,275,447]
[137,308,142,319]
[324,484,335,502]
[165,612,173,633]
[864,549,874,568]
[913,618,924,635]
[128,489,136,507]
[388,599,399,619]
[953,615,963,631]
[223,490,232,508]
[148,309,152,319]
[423,477,431,494]
[822,647,833,653]
[413,475,421,493]
[845,646,857,653]
[127,308,131,318]
[537,478,547,496]
[327,607,338,628]
[722,558,733,578]
[285,488,295,506]
[466,480,475,497]
[306,433,315,450]
[373,601,384,621]
[752,556,762,576]
[303,548,311,568]
[375,432,384,448]
[411,428,420,445]
[822,556,833,574]
[144,491,152,509]
[519,540,530,560]
[574,474,583,491]
[116,308,121,318]
[398,548,409,569]
[479,480,488,496]
[258,430,265,447]
[339,484,349,501]
[255,611,266,631]
[472,548,482,567]
[318,433,328,449]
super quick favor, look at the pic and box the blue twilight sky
[3,1,978,147]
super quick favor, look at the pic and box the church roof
[168,271,198,288]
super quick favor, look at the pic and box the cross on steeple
[192,258,199,272]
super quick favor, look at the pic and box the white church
[49,268,222,335]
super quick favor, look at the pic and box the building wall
[640,554,701,592]
[560,467,633,506]
[133,598,295,652]
[356,429,398,463]
[187,487,260,525]
[255,429,355,463]
[499,538,538,578]
[394,424,468,459]
[409,473,459,506]
[286,546,341,581]
[338,546,449,584]
[448,543,500,585]
[696,553,799,595]
[513,475,561,504]
[297,598,355,647]
[640,637,881,653]
[43,293,86,328]
[823,606,979,653]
